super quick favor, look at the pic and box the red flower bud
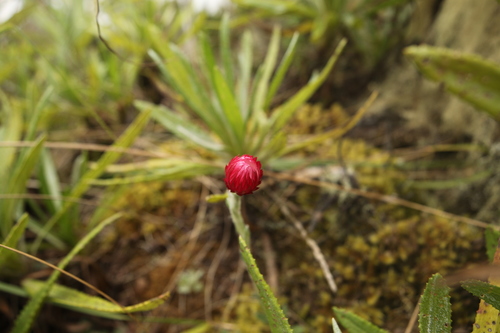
[224,155,263,196]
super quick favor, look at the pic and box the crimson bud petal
[224,155,263,196]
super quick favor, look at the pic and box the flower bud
[224,155,263,196]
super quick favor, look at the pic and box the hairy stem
[226,192,250,245]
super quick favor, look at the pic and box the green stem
[226,191,250,245]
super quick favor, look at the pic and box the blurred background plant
[230,0,415,102]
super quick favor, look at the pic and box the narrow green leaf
[1,213,29,250]
[0,135,45,238]
[232,0,316,17]
[199,33,218,92]
[237,30,253,120]
[148,48,231,145]
[22,279,169,313]
[205,193,228,203]
[135,100,223,151]
[0,280,27,298]
[404,45,500,121]
[32,111,151,252]
[270,38,346,130]
[180,323,212,333]
[0,213,29,271]
[220,13,234,90]
[90,162,219,186]
[252,26,281,119]
[333,307,388,333]
[0,92,23,187]
[26,86,54,141]
[265,32,300,109]
[418,273,452,333]
[212,67,245,145]
[27,218,66,251]
[38,148,63,214]
[12,213,121,333]
[238,236,293,333]
[177,11,207,45]
[463,280,500,311]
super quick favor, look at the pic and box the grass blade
[135,100,224,151]
[32,110,151,251]
[212,66,245,147]
[252,26,281,120]
[0,135,45,238]
[0,213,29,272]
[22,279,169,313]
[148,48,232,145]
[12,213,121,333]
[25,85,54,141]
[333,307,388,333]
[219,13,234,90]
[38,148,63,214]
[237,30,253,120]
[270,38,346,130]
[0,92,23,190]
[265,32,300,109]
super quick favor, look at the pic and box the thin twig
[164,186,209,292]
[221,259,246,322]
[0,193,99,207]
[0,141,166,158]
[266,171,495,230]
[94,0,155,67]
[0,141,223,169]
[404,301,419,333]
[262,232,279,294]
[268,191,338,293]
[204,218,231,321]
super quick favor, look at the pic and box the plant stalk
[226,192,250,245]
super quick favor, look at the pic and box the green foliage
[136,18,346,164]
[0,214,29,275]
[22,279,169,313]
[0,85,51,239]
[419,273,451,333]
[12,213,121,333]
[239,236,293,333]
[404,45,500,122]
[32,110,151,250]
[233,0,412,70]
[1,0,202,131]
[485,228,500,262]
[333,307,388,333]
[462,280,500,312]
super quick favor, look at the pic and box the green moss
[332,215,483,327]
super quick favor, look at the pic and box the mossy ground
[46,102,488,333]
